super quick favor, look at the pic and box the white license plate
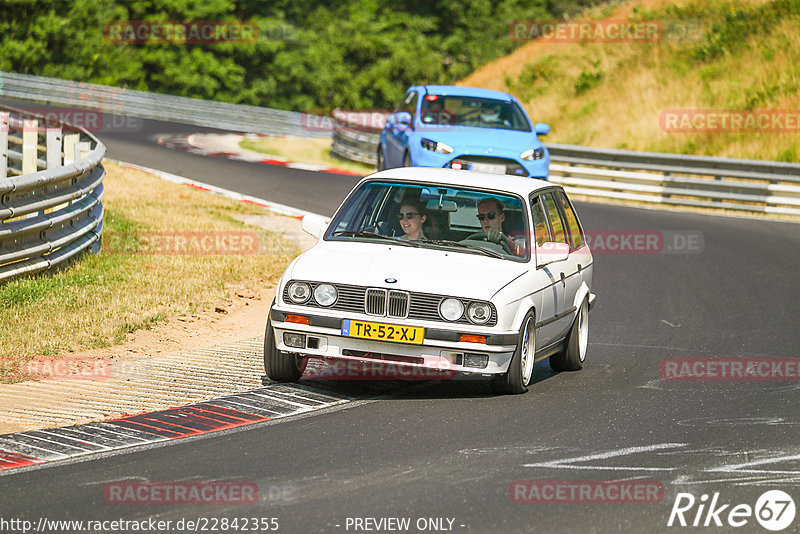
[471,162,506,174]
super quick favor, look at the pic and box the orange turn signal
[286,314,309,325]
[460,334,486,344]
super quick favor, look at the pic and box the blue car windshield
[420,96,531,131]
[326,181,530,261]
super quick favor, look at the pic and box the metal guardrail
[330,109,384,165]
[0,106,105,282]
[0,71,329,139]
[332,118,800,216]
[5,71,796,217]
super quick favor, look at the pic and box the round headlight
[439,298,464,321]
[467,302,491,324]
[287,281,311,303]
[313,283,337,307]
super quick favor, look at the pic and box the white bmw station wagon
[265,168,595,394]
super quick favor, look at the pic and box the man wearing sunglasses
[477,198,523,256]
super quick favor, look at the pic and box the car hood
[287,241,528,301]
[415,127,541,152]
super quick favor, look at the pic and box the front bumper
[270,307,517,376]
[412,147,550,179]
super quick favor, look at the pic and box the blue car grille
[283,281,497,327]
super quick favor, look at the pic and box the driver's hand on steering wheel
[487,230,506,244]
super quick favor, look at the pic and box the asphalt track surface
[2,100,800,533]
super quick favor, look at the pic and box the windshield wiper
[331,231,421,247]
[419,238,504,259]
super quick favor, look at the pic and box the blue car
[378,85,550,179]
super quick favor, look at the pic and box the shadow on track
[296,360,560,400]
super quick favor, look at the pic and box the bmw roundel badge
[385,277,397,284]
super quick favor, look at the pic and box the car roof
[416,85,516,101]
[363,167,554,197]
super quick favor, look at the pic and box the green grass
[0,161,299,377]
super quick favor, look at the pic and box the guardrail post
[46,128,62,169]
[0,111,8,178]
[77,141,91,160]
[22,119,38,174]
[63,133,79,165]
[663,172,672,198]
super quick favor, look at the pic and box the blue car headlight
[521,147,545,161]
[421,138,454,155]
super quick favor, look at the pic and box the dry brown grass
[461,0,800,163]
[0,161,299,375]
[240,136,374,174]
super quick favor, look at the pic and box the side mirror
[395,111,413,126]
[534,122,550,136]
[536,241,569,267]
[301,214,329,240]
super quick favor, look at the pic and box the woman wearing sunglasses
[397,198,428,241]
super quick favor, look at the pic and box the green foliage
[505,54,559,102]
[776,146,798,162]
[0,0,596,111]
[574,60,603,94]
[692,0,800,63]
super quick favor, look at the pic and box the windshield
[420,95,531,131]
[326,181,530,261]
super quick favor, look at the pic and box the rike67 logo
[668,490,796,531]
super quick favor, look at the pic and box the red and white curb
[0,384,351,472]
[106,158,328,221]
[158,133,364,176]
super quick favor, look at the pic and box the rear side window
[530,196,550,246]
[556,190,585,250]
[540,192,567,244]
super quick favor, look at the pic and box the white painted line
[17,432,94,452]
[709,452,800,473]
[0,438,70,460]
[246,390,326,410]
[523,442,686,471]
[35,429,112,451]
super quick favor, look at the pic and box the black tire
[550,297,588,372]
[264,317,307,382]
[403,151,411,167]
[491,311,536,395]
[376,145,386,171]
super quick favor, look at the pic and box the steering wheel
[464,232,512,254]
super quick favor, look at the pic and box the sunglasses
[476,212,498,221]
[397,212,421,220]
